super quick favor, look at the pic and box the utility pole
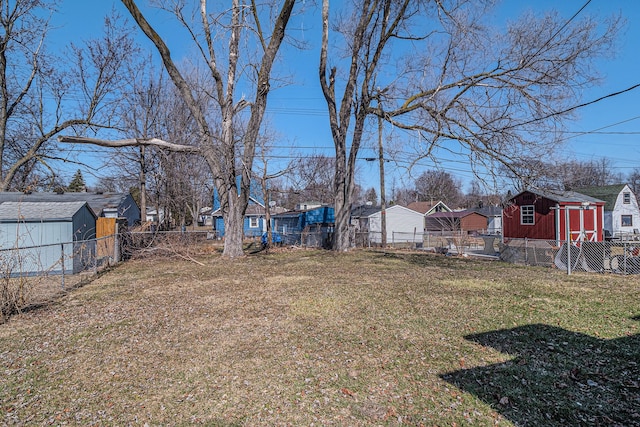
[378,115,386,248]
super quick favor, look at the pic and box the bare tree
[320,0,620,250]
[363,187,377,204]
[61,0,297,258]
[286,154,335,208]
[253,132,293,250]
[629,168,640,202]
[111,64,214,229]
[113,61,168,221]
[560,158,623,190]
[503,157,624,191]
[460,180,502,209]
[414,169,462,207]
[390,184,417,206]
[0,2,138,190]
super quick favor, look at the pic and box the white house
[351,204,425,244]
[576,184,640,239]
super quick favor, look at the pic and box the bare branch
[57,135,201,153]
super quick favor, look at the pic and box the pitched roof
[351,204,381,218]
[0,192,137,217]
[470,206,502,217]
[515,189,604,204]
[428,210,487,219]
[0,201,92,222]
[244,204,288,216]
[573,184,629,211]
[406,200,450,214]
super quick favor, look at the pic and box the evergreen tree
[68,169,86,192]
[363,187,378,205]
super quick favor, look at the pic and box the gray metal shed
[0,201,97,275]
[0,192,140,227]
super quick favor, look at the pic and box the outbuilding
[424,210,488,234]
[352,204,425,244]
[502,190,605,242]
[0,192,140,228]
[0,201,97,275]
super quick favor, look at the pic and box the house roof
[271,210,302,218]
[271,205,333,219]
[428,210,487,219]
[515,189,604,205]
[573,184,629,211]
[0,201,93,222]
[0,192,137,217]
[351,204,424,218]
[211,196,289,217]
[406,200,450,214]
[470,206,502,217]
[351,204,381,218]
[245,204,288,216]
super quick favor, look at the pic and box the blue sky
[51,1,640,195]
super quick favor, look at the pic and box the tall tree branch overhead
[0,2,139,191]
[64,0,297,258]
[320,0,621,251]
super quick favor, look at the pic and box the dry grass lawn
[1,248,638,426]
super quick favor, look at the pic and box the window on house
[621,215,633,227]
[521,205,535,225]
[249,217,259,228]
[623,192,631,204]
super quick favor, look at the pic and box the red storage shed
[503,190,605,242]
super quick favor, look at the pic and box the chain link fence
[500,238,640,275]
[0,235,125,322]
[353,230,494,254]
[7,228,631,322]
[0,229,227,322]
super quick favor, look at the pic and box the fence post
[114,224,120,264]
[60,243,65,291]
[93,238,98,275]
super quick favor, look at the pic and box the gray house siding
[0,202,96,275]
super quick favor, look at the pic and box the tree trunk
[222,187,246,258]
[139,145,146,224]
[333,181,353,251]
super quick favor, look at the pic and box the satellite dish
[269,201,277,207]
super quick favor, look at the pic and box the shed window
[249,217,259,228]
[623,192,631,204]
[521,205,535,225]
[621,215,633,227]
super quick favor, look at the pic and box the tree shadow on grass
[442,321,640,426]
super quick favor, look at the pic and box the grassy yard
[0,248,638,426]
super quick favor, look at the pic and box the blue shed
[272,206,335,247]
